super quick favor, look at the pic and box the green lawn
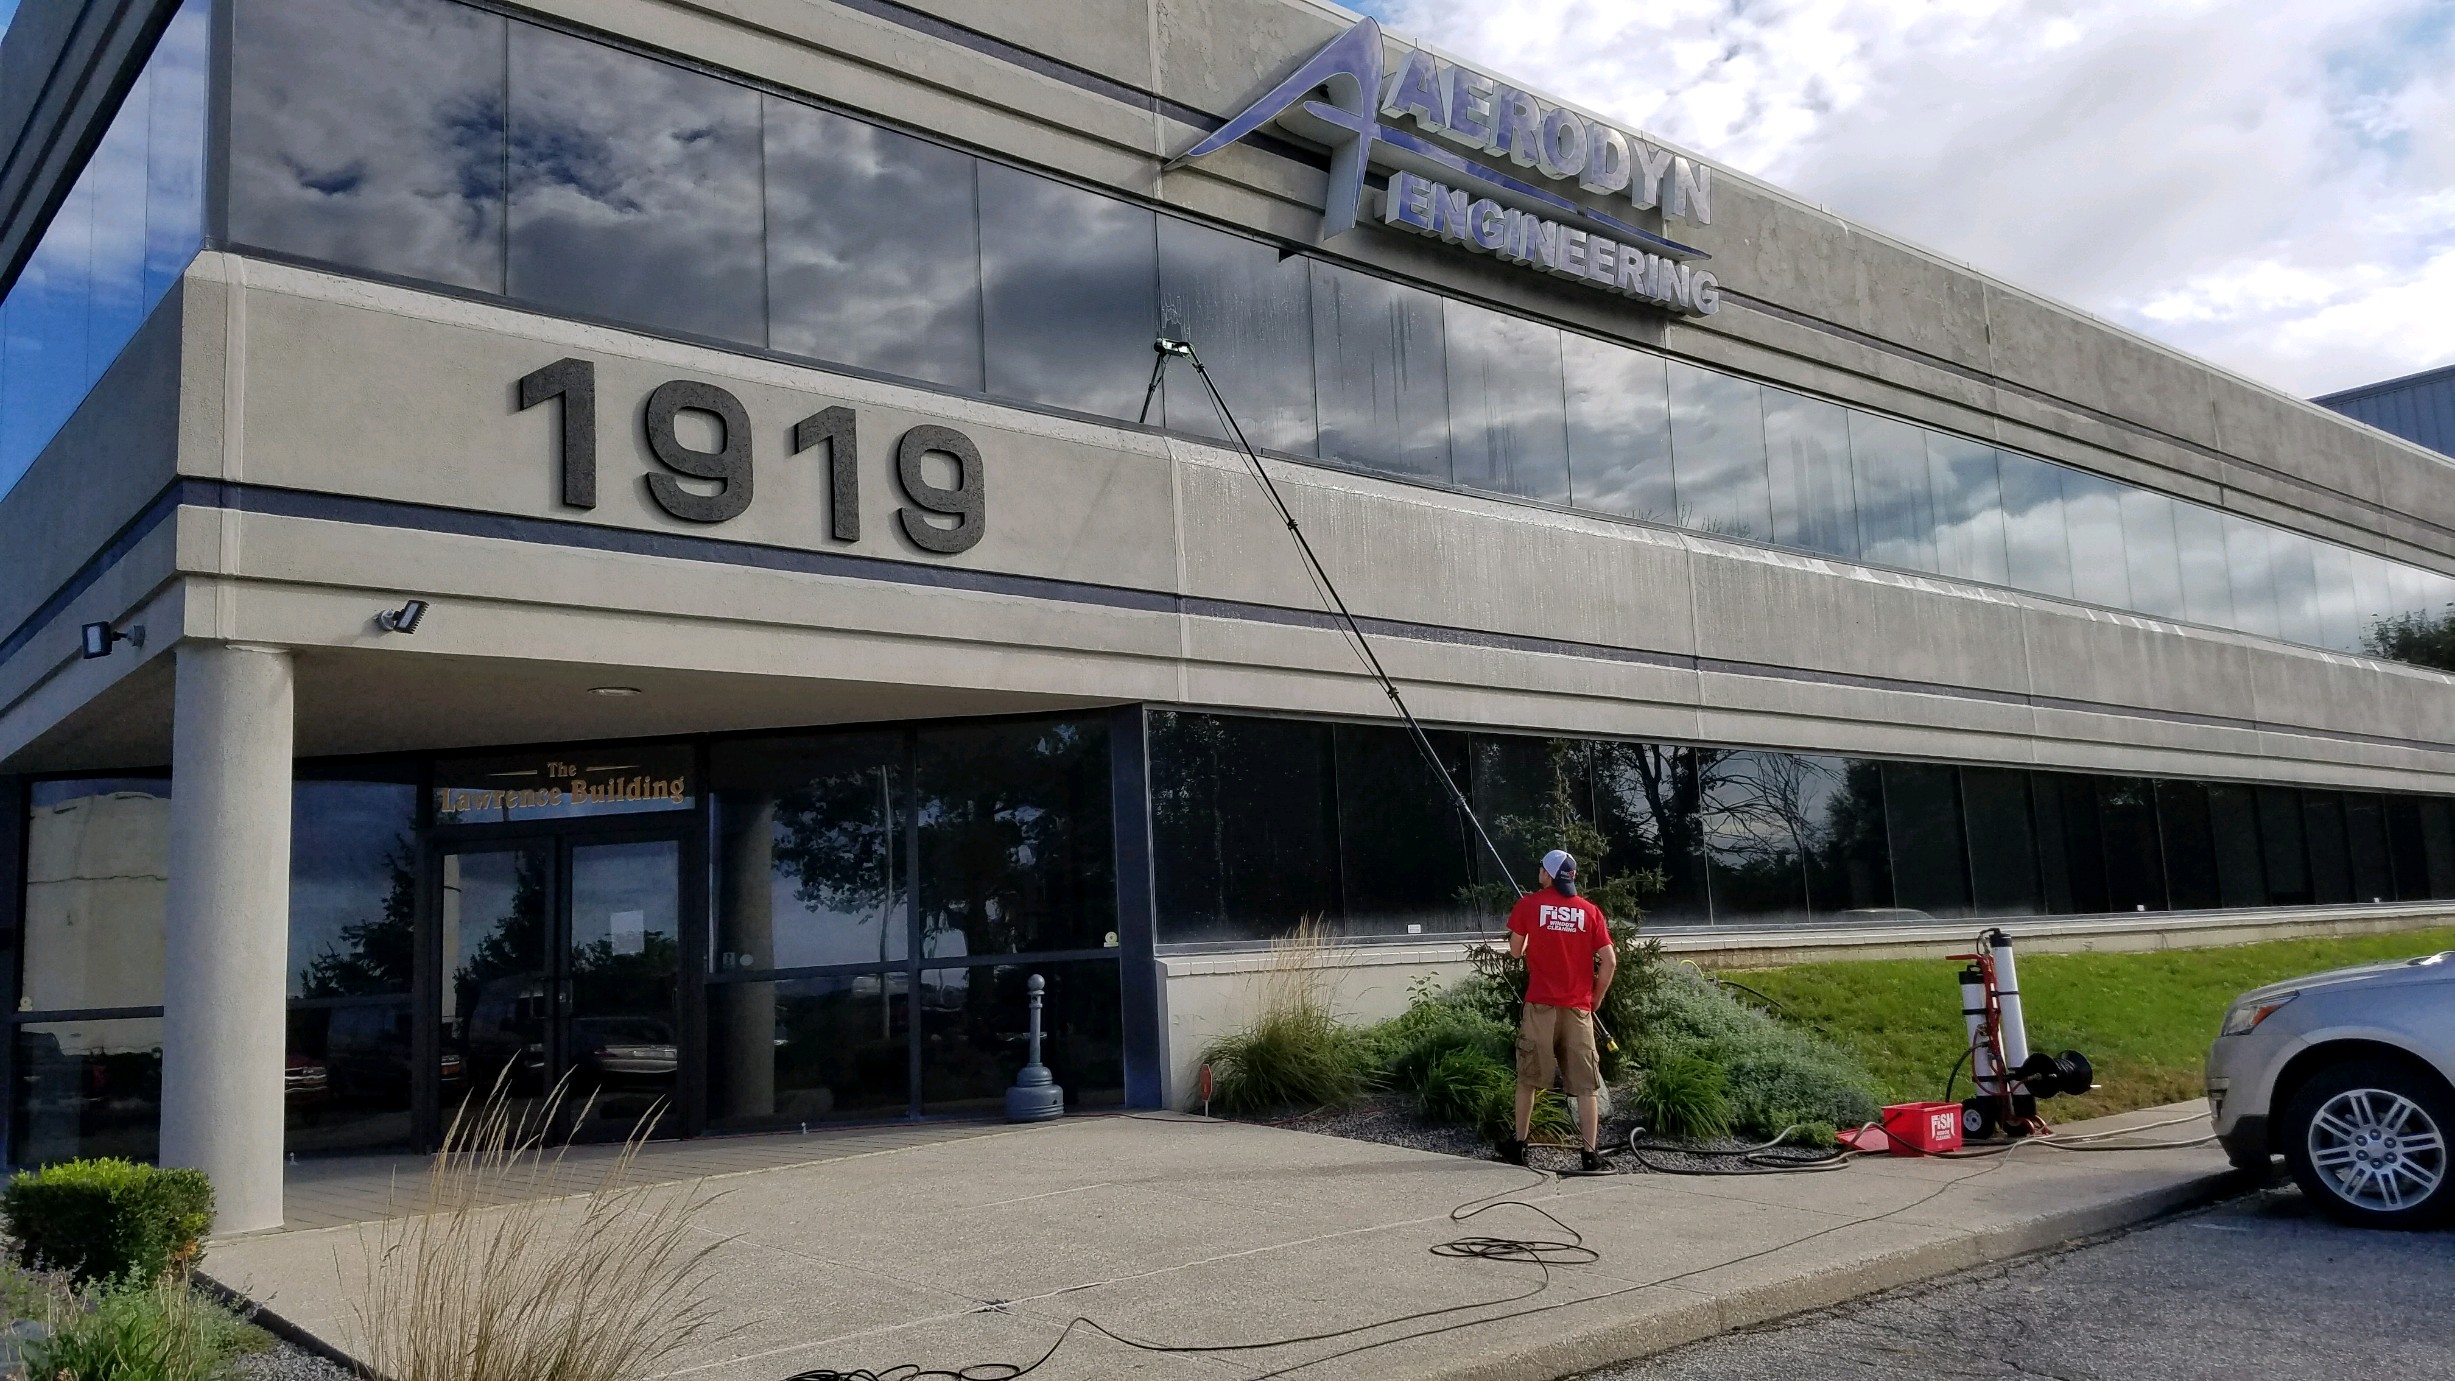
[1733,926,2455,1122]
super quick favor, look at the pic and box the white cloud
[1366,0,2455,397]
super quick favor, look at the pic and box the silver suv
[2205,949,2452,1228]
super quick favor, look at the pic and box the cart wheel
[1960,1097,1997,1140]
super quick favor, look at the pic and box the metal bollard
[1004,973,1065,1122]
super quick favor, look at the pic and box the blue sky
[1359,0,2455,398]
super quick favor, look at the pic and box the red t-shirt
[1507,889,1611,1010]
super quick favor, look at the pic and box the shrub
[1200,1003,1370,1116]
[1358,1002,1511,1094]
[1633,970,1881,1137]
[1631,1054,1734,1140]
[1414,1048,1574,1143]
[5,1160,213,1285]
[26,1273,271,1381]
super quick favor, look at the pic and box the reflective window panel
[2255,786,2313,906]
[916,716,1116,958]
[1925,434,2008,584]
[2301,791,2354,906]
[2034,773,2109,914]
[711,733,911,971]
[1962,767,2041,916]
[13,1018,164,1166]
[2207,783,2269,908]
[2098,777,2167,912]
[1798,757,1893,915]
[1157,217,1317,454]
[1700,751,1810,921]
[1848,411,1936,573]
[1668,362,1772,543]
[506,22,764,345]
[764,97,985,391]
[1998,452,2075,599]
[1311,261,1450,480]
[565,839,684,1142]
[1762,389,1860,560]
[2418,799,2455,898]
[2172,502,2235,629]
[1881,763,1970,918]
[1562,334,1674,523]
[1443,301,1570,503]
[2116,488,2186,621]
[285,999,414,1155]
[2343,794,2394,904]
[1332,723,1477,938]
[23,779,171,1011]
[229,0,509,293]
[2154,780,2220,911]
[919,960,1123,1114]
[979,163,1159,420]
[440,845,551,1113]
[1591,741,1711,925]
[2269,532,2326,649]
[2384,796,2432,902]
[706,971,910,1127]
[2308,541,2362,654]
[2060,470,2132,609]
[289,779,420,999]
[1150,712,1338,944]
[2222,514,2284,639]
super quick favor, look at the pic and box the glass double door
[437,831,686,1143]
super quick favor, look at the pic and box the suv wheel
[2281,1059,2451,1229]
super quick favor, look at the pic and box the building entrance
[434,828,694,1145]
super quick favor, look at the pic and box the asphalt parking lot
[1594,1185,2455,1381]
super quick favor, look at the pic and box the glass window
[1157,217,1316,454]
[2255,786,2312,905]
[2343,794,2393,904]
[2418,799,2455,898]
[286,999,413,1156]
[979,163,1159,420]
[1762,390,1860,560]
[13,1018,163,1165]
[2222,514,2283,639]
[1592,741,1710,925]
[141,1,209,305]
[1848,411,1936,572]
[765,98,984,391]
[1926,435,2008,584]
[2206,783,2268,909]
[917,717,1115,957]
[1668,363,1772,542]
[919,960,1122,1113]
[1880,762,1970,917]
[1562,335,1674,523]
[708,971,909,1126]
[1443,302,1570,504]
[2171,503,2235,628]
[1962,767,2040,916]
[711,733,910,971]
[2116,487,2185,620]
[1700,751,1810,921]
[2060,470,2132,609]
[2154,780,2219,911]
[2033,773,2108,914]
[229,0,509,293]
[289,780,420,999]
[2308,542,2362,653]
[2301,791,2353,905]
[82,70,153,383]
[441,845,550,1108]
[1311,261,1449,480]
[1150,712,1339,944]
[1,169,96,486]
[2385,797,2431,902]
[2270,531,2325,648]
[1332,724,1476,937]
[1998,452,2074,599]
[2348,550,2399,654]
[507,22,764,345]
[23,779,171,1012]
[2097,777,2165,912]
[1800,758,1893,915]
[1467,734,1563,894]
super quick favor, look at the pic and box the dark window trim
[9,1005,166,1024]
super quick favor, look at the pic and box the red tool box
[1879,1101,1965,1156]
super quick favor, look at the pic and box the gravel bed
[233,1334,359,1380]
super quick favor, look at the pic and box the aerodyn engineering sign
[1169,17,1723,318]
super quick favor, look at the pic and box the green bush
[1359,1001,1512,1092]
[1198,1001,1371,1116]
[4,1160,213,1285]
[1414,1048,1573,1142]
[1631,1054,1734,1140]
[1633,972,1881,1137]
[26,1273,270,1381]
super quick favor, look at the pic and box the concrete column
[159,643,294,1234]
[715,797,776,1120]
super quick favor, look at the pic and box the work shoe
[1496,1137,1528,1166]
[1580,1148,1611,1175]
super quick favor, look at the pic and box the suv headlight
[2219,991,2297,1037]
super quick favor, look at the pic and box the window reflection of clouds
[2116,486,2185,620]
[1563,335,1673,522]
[979,163,1159,420]
[1667,362,1770,542]
[2172,502,2236,628]
[2269,530,2325,648]
[1763,389,1859,560]
[1925,434,2008,585]
[2307,541,2362,653]
[1312,260,1450,480]
[766,97,984,391]
[1157,217,1317,455]
[1444,300,1569,504]
[1847,411,1935,573]
[1998,453,2075,598]
[2222,514,2284,637]
[508,23,763,345]
[231,0,507,293]
[2060,470,2132,609]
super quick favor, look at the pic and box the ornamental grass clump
[1630,1054,1734,1141]
[1198,918,1373,1116]
[349,1079,724,1381]
[1414,1047,1573,1143]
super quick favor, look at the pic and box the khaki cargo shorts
[1515,1003,1601,1097]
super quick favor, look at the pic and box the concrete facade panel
[1690,551,2033,696]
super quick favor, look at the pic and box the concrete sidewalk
[205,1102,2237,1381]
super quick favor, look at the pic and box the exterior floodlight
[376,599,429,634]
[79,622,141,660]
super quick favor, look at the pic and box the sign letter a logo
[1166,19,1385,238]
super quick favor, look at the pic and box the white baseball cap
[1540,849,1575,878]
